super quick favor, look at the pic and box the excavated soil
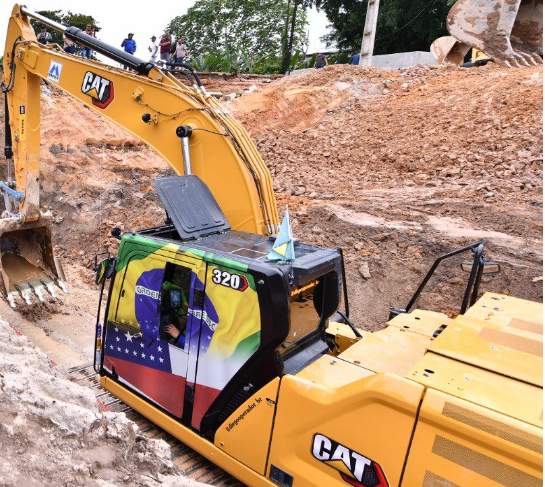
[0,62,542,333]
[230,63,543,328]
[0,61,542,482]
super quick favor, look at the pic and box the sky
[0,1,330,61]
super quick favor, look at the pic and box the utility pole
[359,0,380,67]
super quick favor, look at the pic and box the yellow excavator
[3,6,543,487]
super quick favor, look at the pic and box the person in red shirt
[159,33,172,62]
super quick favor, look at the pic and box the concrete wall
[371,51,437,70]
[291,51,437,75]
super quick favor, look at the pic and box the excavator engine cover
[155,175,231,240]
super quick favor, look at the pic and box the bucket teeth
[16,286,33,306]
[31,284,45,303]
[6,293,16,308]
[56,280,68,293]
[42,280,57,299]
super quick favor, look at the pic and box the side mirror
[111,227,122,240]
[461,261,501,275]
[94,256,116,285]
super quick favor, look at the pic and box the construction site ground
[0,62,542,484]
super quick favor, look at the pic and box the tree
[280,0,315,73]
[31,10,100,46]
[165,0,308,73]
[315,0,453,56]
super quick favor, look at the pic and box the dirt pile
[230,63,543,327]
[232,64,542,202]
[0,318,205,487]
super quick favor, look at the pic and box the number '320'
[211,269,249,292]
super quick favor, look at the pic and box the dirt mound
[230,64,398,133]
[0,319,205,486]
[232,63,543,327]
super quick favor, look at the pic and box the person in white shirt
[37,27,52,45]
[174,35,189,65]
[148,35,159,63]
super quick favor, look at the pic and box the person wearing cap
[148,35,159,63]
[121,33,136,55]
[37,26,52,45]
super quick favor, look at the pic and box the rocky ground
[0,318,205,487]
[0,61,542,483]
[230,63,543,328]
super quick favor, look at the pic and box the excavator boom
[1,5,279,307]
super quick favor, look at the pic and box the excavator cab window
[282,271,342,353]
[159,262,191,347]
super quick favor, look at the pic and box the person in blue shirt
[121,33,136,55]
[349,52,361,65]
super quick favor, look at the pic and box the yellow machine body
[101,292,543,486]
[3,6,542,487]
[2,4,279,305]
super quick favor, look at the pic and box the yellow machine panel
[388,308,452,338]
[402,389,543,487]
[428,307,543,387]
[215,378,280,474]
[408,352,543,427]
[338,324,432,375]
[267,373,424,487]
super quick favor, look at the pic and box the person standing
[348,52,361,65]
[63,33,75,54]
[149,35,159,63]
[174,35,188,65]
[81,24,95,59]
[121,33,137,55]
[37,27,52,45]
[314,53,328,69]
[159,33,172,62]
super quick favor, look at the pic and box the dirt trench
[0,62,542,337]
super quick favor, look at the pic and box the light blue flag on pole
[267,206,295,262]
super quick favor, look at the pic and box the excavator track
[68,363,244,487]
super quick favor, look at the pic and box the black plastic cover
[155,175,230,240]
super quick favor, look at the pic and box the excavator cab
[95,175,343,437]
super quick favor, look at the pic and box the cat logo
[81,72,114,109]
[312,434,389,487]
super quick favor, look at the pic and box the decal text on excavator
[312,434,389,487]
[81,71,115,109]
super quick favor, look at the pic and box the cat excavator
[3,6,543,487]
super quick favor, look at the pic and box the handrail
[389,241,488,320]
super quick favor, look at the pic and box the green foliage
[165,0,308,73]
[31,10,100,47]
[315,0,452,56]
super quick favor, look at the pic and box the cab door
[103,247,203,419]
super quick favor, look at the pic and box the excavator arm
[1,5,279,306]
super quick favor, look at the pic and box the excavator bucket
[431,36,471,65]
[0,219,66,307]
[434,0,543,67]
